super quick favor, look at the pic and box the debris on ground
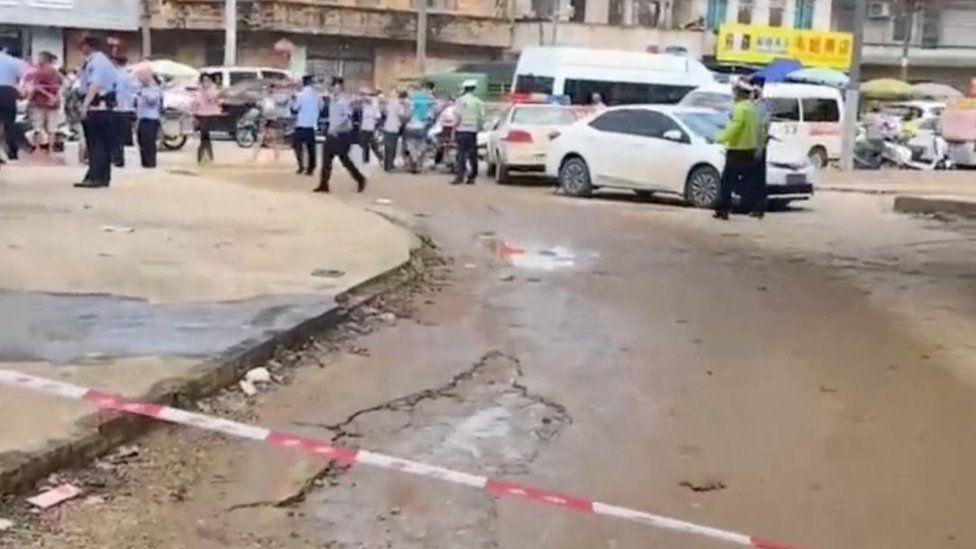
[311,268,346,279]
[82,495,104,506]
[239,379,258,396]
[0,518,14,531]
[27,484,83,509]
[375,198,393,205]
[378,312,397,324]
[245,367,273,385]
[679,479,727,493]
[100,225,135,234]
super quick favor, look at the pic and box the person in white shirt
[290,75,322,175]
[358,87,381,165]
[382,89,411,172]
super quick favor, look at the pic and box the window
[768,0,785,27]
[563,79,696,106]
[260,70,291,81]
[767,97,800,121]
[892,9,912,42]
[514,75,554,95]
[794,0,815,29]
[229,71,259,85]
[608,0,626,25]
[737,0,753,24]
[589,110,644,135]
[635,0,662,27]
[202,71,223,87]
[631,111,684,139]
[706,0,728,30]
[801,98,840,122]
[511,107,578,126]
[921,6,940,48]
[569,0,586,22]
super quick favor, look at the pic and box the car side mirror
[662,129,686,143]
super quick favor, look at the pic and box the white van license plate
[786,173,806,185]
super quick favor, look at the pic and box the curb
[894,195,976,218]
[0,241,427,496]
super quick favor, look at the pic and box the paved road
[11,169,976,549]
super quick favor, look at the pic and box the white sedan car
[486,104,582,183]
[546,105,815,208]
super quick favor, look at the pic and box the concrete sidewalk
[820,169,976,197]
[0,160,417,492]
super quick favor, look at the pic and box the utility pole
[224,0,238,66]
[899,0,917,81]
[417,0,428,74]
[140,0,152,58]
[551,0,560,45]
[840,0,866,171]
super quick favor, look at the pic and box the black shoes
[357,179,366,193]
[313,184,329,193]
[713,211,730,220]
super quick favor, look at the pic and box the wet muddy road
[11,175,976,549]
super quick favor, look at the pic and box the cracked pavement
[7,175,976,548]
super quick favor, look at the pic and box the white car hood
[766,138,809,168]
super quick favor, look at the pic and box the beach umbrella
[911,82,962,100]
[861,78,913,100]
[130,59,199,80]
[786,67,849,87]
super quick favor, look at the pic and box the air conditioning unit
[868,1,891,18]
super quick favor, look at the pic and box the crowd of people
[1,36,488,193]
[714,75,770,221]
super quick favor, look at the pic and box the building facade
[0,0,140,62]
[832,0,976,90]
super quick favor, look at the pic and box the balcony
[150,0,513,48]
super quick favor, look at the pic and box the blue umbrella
[786,67,849,87]
[752,59,804,83]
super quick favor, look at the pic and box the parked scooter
[160,108,194,151]
[235,105,263,149]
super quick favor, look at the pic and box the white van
[680,81,843,167]
[199,66,293,87]
[512,46,714,106]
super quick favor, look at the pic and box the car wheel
[684,165,721,208]
[495,160,510,184]
[808,147,828,169]
[559,156,592,197]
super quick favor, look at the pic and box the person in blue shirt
[111,55,137,168]
[315,77,366,194]
[0,47,29,162]
[134,70,162,168]
[290,75,322,176]
[76,35,119,188]
[409,81,436,126]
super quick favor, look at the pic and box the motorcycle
[235,105,263,149]
[160,108,194,151]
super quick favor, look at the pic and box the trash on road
[239,379,258,396]
[245,367,272,384]
[0,518,14,531]
[479,234,578,271]
[100,225,135,234]
[27,484,82,509]
[311,268,346,278]
[375,198,393,205]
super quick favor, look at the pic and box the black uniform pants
[715,149,756,214]
[83,111,114,185]
[321,131,364,186]
[293,127,317,174]
[382,131,399,172]
[0,86,29,159]
[111,111,133,167]
[360,129,380,164]
[137,118,160,168]
[741,149,767,214]
[454,131,478,181]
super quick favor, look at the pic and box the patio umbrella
[861,78,913,100]
[786,67,849,87]
[130,59,199,80]
[911,82,962,100]
[752,59,804,84]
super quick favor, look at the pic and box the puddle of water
[0,290,334,364]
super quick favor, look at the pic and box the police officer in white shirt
[111,55,137,168]
[134,70,163,168]
[314,77,366,194]
[290,75,322,176]
[0,47,29,162]
[76,36,118,188]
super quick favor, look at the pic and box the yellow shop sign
[717,24,854,70]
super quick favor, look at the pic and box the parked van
[680,81,843,167]
[198,66,293,87]
[512,47,714,106]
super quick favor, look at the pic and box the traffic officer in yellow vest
[451,79,485,185]
[714,79,761,220]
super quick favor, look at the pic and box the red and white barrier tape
[0,369,793,548]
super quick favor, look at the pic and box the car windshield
[511,107,578,126]
[676,111,728,143]
[680,91,733,112]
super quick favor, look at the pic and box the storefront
[0,0,139,62]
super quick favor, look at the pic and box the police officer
[111,55,137,168]
[451,79,485,185]
[134,70,162,168]
[0,47,29,162]
[315,77,366,194]
[75,36,118,188]
[290,75,322,176]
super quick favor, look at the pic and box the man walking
[382,90,410,172]
[747,75,770,219]
[25,51,63,156]
[111,55,136,168]
[713,80,760,220]
[452,79,485,185]
[291,75,321,176]
[315,77,366,193]
[0,47,29,162]
[75,36,118,189]
[359,88,381,165]
[134,69,162,168]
